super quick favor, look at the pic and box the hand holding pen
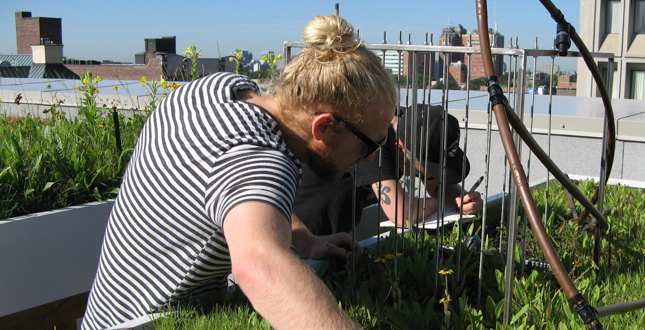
[456,175,484,214]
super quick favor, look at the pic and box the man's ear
[311,113,335,141]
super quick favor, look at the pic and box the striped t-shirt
[81,73,301,330]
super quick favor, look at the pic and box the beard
[305,141,347,183]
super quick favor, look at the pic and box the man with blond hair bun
[82,15,395,329]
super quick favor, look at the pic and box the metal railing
[285,23,620,326]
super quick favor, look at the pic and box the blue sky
[1,0,581,71]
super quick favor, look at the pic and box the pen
[468,175,484,194]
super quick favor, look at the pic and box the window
[605,0,622,34]
[601,66,620,98]
[635,0,645,34]
[631,70,645,100]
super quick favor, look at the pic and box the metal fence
[285,36,616,324]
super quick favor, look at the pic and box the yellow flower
[111,86,121,90]
[161,94,167,98]
[439,268,454,275]
[572,261,581,268]
[171,83,182,90]
[496,226,507,232]
[374,257,385,263]
[142,107,150,111]
[97,124,106,128]
[93,89,99,94]
[94,76,102,83]
[384,254,395,259]
[140,76,148,84]
[439,297,452,304]
[261,55,268,61]
[46,84,51,89]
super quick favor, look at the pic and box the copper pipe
[502,103,609,230]
[476,1,603,328]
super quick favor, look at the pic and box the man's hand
[455,191,483,215]
[306,233,362,260]
[291,214,362,260]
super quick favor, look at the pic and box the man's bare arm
[224,202,359,329]
[291,214,362,260]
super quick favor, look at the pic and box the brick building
[6,11,229,81]
[15,11,62,55]
[438,25,504,83]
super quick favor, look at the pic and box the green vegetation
[153,180,645,329]
[2,71,643,328]
[0,71,152,219]
[432,80,461,90]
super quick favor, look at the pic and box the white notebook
[380,208,475,230]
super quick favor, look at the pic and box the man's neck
[244,93,309,161]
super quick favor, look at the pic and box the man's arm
[291,214,362,260]
[224,201,359,329]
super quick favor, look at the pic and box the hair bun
[302,15,361,62]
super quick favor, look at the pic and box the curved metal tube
[537,0,616,226]
[476,1,603,328]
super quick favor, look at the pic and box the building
[438,25,504,83]
[577,0,645,100]
[376,51,434,81]
[5,11,238,81]
[465,28,505,81]
[15,11,62,55]
[541,64,560,74]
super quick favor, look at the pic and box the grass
[0,110,149,219]
[152,180,645,329]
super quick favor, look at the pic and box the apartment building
[576,0,645,100]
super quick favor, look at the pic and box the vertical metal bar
[456,35,473,279]
[377,32,387,258]
[544,55,555,238]
[477,100,494,309]
[521,38,539,273]
[595,58,613,265]
[434,46,450,300]
[409,50,420,253]
[502,50,525,325]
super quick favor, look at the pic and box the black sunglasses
[328,113,388,158]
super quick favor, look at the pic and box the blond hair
[276,15,397,129]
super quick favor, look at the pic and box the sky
[1,0,581,72]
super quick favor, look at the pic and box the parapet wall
[66,58,164,81]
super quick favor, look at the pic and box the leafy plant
[184,45,203,81]
[261,53,283,95]
[229,48,245,74]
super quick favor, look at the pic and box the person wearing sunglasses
[293,105,483,238]
[82,15,395,330]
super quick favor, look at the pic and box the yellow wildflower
[94,76,102,83]
[140,76,148,84]
[439,268,454,275]
[111,86,121,90]
[439,297,452,304]
[374,257,385,263]
[572,261,581,268]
